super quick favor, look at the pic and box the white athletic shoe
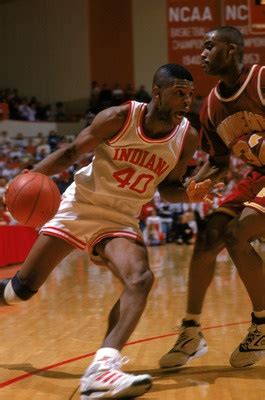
[159,319,208,368]
[80,355,152,399]
[230,314,265,368]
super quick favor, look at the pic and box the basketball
[5,172,61,228]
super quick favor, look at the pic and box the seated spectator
[36,138,51,160]
[55,101,67,121]
[13,132,27,148]
[0,131,12,146]
[0,196,16,225]
[144,209,165,246]
[138,200,156,232]
[157,203,173,242]
[172,212,194,245]
[124,83,136,101]
[89,80,101,114]
[0,176,7,197]
[98,84,113,110]
[0,101,9,120]
[24,138,37,157]
[84,108,96,127]
[32,132,44,146]
[112,83,125,105]
[47,130,61,152]
[54,171,73,194]
[135,85,151,103]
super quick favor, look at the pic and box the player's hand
[186,179,225,203]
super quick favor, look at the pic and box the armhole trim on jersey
[108,101,134,144]
[174,119,190,164]
[213,65,258,102]
[257,66,265,106]
[207,89,215,126]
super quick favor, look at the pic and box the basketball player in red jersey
[0,64,220,399]
[160,26,265,370]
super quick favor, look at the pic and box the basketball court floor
[0,242,264,399]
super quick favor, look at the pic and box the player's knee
[196,225,222,252]
[0,272,37,305]
[223,220,242,248]
[127,267,154,294]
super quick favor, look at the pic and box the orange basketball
[5,172,61,228]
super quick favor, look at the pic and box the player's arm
[32,104,130,176]
[158,126,224,203]
[158,126,202,202]
[192,99,230,184]
[189,153,230,184]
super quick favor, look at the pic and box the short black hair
[208,26,244,61]
[152,63,193,88]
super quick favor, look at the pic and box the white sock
[94,347,121,362]
[185,313,201,325]
[253,310,265,319]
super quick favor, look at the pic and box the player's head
[152,64,195,124]
[201,26,244,75]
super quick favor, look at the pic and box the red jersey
[200,64,265,170]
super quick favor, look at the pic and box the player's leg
[80,237,153,399]
[0,234,74,306]
[159,212,233,368]
[223,207,265,367]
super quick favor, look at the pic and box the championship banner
[167,0,265,96]
[222,0,265,64]
[167,0,220,96]
[248,0,265,34]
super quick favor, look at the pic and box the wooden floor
[0,242,265,400]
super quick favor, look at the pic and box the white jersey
[41,101,190,264]
[74,101,190,217]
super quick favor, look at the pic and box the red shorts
[217,171,265,216]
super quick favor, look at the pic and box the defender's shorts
[216,170,265,217]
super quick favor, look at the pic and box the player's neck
[143,104,175,138]
[218,63,244,97]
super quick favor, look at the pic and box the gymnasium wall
[0,0,90,107]
[2,0,264,110]
[0,0,167,109]
[132,0,168,93]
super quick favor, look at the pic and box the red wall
[88,0,134,88]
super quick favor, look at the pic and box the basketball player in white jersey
[0,64,221,399]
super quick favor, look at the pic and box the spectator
[55,101,67,122]
[144,209,165,246]
[135,85,151,103]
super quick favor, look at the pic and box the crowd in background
[0,82,152,123]
[0,84,252,246]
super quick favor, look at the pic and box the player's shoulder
[100,102,131,121]
[199,96,209,122]
[183,123,198,149]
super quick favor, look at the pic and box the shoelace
[174,328,191,346]
[241,324,260,349]
[83,356,130,379]
[106,356,129,370]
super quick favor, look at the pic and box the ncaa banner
[167,0,220,96]
[167,0,265,96]
[222,0,265,63]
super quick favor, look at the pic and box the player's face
[159,80,195,124]
[201,32,232,75]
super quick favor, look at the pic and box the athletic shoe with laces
[80,355,152,399]
[159,319,208,368]
[230,313,265,368]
